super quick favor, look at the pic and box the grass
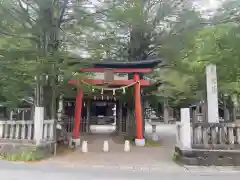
[56,144,74,155]
[123,136,161,147]
[0,148,44,162]
[172,151,180,162]
[145,139,161,147]
[0,143,75,162]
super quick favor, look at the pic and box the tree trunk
[229,96,236,122]
[223,95,229,121]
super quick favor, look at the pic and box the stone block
[135,139,145,146]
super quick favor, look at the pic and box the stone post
[57,94,63,121]
[206,64,219,123]
[163,99,169,124]
[34,107,44,145]
[180,108,191,149]
[152,124,158,141]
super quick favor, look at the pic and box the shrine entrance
[62,98,127,135]
[66,59,161,146]
[89,100,116,134]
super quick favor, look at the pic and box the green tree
[85,0,205,63]
[0,0,98,111]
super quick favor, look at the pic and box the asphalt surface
[0,160,240,180]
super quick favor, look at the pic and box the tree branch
[61,16,75,24]
[0,30,38,42]
[20,0,39,12]
[17,0,36,26]
[59,0,69,27]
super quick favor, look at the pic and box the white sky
[195,0,224,10]
[88,0,224,12]
[206,0,222,8]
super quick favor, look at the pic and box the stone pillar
[206,64,219,123]
[10,110,13,120]
[180,108,191,149]
[163,99,169,124]
[34,106,44,145]
[152,124,158,141]
[57,94,63,121]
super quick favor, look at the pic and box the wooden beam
[69,79,150,86]
[80,68,152,73]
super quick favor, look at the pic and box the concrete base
[174,146,240,166]
[70,138,81,147]
[135,139,145,147]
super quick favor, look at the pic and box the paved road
[1,160,240,180]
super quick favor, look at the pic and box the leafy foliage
[0,0,99,107]
[83,0,205,62]
[1,0,240,109]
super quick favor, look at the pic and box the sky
[88,0,224,13]
[195,0,224,10]
[206,0,222,8]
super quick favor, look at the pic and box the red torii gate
[68,59,160,146]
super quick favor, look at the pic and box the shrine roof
[92,59,161,69]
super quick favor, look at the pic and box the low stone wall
[174,146,240,166]
[175,109,240,166]
[0,141,55,161]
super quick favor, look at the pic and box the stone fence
[0,120,54,142]
[176,122,240,150]
[192,122,240,149]
[175,109,240,166]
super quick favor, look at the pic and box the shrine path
[20,123,240,173]
[40,123,183,171]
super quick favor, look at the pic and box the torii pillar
[133,74,145,146]
[71,88,83,146]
